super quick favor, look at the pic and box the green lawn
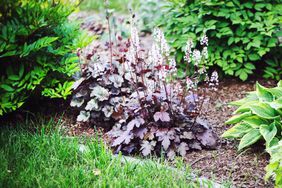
[0,118,217,188]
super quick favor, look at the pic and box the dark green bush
[0,0,92,115]
[159,0,282,80]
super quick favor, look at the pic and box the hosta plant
[71,19,218,158]
[222,81,282,150]
[265,140,282,187]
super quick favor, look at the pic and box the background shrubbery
[159,0,282,80]
[0,0,92,115]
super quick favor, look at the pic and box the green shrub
[222,81,282,150]
[0,0,93,115]
[265,140,282,187]
[159,0,282,80]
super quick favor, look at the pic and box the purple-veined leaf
[140,140,156,156]
[72,78,85,90]
[196,129,217,148]
[177,142,188,157]
[102,105,114,118]
[167,149,175,159]
[70,98,84,107]
[85,99,99,111]
[112,130,133,146]
[77,111,90,122]
[127,117,145,131]
[156,130,175,150]
[90,86,110,101]
[153,111,170,122]
[109,74,124,88]
[135,127,148,139]
[180,131,195,139]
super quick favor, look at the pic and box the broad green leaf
[278,81,282,88]
[0,84,14,92]
[234,101,257,114]
[268,87,282,98]
[243,116,268,128]
[260,123,277,146]
[250,103,278,119]
[229,92,258,106]
[225,111,252,124]
[256,82,273,102]
[238,129,261,150]
[269,98,282,110]
[222,123,252,138]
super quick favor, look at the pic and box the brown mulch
[184,79,276,187]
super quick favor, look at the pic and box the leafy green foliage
[159,0,282,80]
[0,0,93,115]
[265,140,282,187]
[222,81,282,150]
[137,0,164,32]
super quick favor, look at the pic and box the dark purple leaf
[153,111,170,122]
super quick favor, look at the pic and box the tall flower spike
[184,39,194,64]
[153,28,170,57]
[169,58,177,73]
[200,33,208,46]
[209,71,219,91]
[192,49,201,66]
[202,46,208,60]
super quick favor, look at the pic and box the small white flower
[200,34,208,46]
[202,46,208,59]
[186,78,194,90]
[192,49,201,66]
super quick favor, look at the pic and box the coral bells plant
[71,18,218,158]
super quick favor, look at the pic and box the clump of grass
[0,117,216,187]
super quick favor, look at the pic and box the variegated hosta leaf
[70,98,84,107]
[127,117,145,131]
[109,74,124,88]
[102,105,114,118]
[140,140,156,156]
[177,142,189,157]
[85,99,99,111]
[77,111,90,122]
[90,85,110,101]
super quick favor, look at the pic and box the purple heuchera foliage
[71,20,218,159]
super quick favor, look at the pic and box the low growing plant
[222,81,282,150]
[71,16,218,158]
[265,140,282,187]
[0,0,93,115]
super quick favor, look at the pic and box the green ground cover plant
[159,0,282,81]
[0,118,215,188]
[0,0,92,115]
[223,81,282,150]
[266,140,282,187]
[222,81,282,187]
